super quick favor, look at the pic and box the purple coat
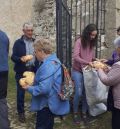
[107,50,120,66]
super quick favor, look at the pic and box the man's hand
[20,56,27,62]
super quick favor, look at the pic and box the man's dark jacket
[11,36,39,74]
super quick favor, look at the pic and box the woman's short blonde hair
[34,38,53,54]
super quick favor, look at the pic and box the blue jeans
[15,73,25,114]
[72,70,88,113]
[36,107,54,129]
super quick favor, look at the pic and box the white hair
[114,37,120,48]
[23,22,33,30]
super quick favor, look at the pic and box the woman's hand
[88,62,94,67]
[96,66,110,73]
[99,58,108,63]
[102,66,111,73]
[21,85,30,90]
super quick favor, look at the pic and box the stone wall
[100,0,116,58]
[0,0,33,54]
[32,0,56,44]
[100,0,120,58]
[0,0,119,57]
[21,0,120,58]
[116,0,120,32]
[0,0,56,53]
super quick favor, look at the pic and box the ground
[7,60,112,129]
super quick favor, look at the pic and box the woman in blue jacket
[22,38,70,129]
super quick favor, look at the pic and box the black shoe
[18,113,26,123]
[87,115,96,124]
[82,113,88,125]
[73,114,81,124]
[82,113,96,125]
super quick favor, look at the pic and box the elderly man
[11,22,38,123]
[0,29,10,129]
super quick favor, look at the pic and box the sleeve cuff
[27,86,34,94]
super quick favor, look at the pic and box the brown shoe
[18,113,26,123]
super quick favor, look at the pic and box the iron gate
[56,0,72,69]
[56,0,106,68]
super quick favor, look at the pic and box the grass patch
[8,59,16,99]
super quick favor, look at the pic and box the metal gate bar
[56,0,106,68]
[56,0,72,68]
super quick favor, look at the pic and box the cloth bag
[82,67,109,116]
[89,103,107,116]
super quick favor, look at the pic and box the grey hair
[23,22,33,30]
[114,37,120,48]
[34,38,53,54]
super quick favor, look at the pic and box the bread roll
[19,71,35,86]
[24,55,33,61]
[23,71,35,85]
[93,61,107,69]
[19,78,27,87]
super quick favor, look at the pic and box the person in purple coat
[98,37,120,129]
[105,37,120,112]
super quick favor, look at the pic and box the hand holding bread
[19,71,35,87]
[21,55,33,62]
[92,61,108,69]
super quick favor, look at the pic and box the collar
[21,35,35,42]
[42,53,57,63]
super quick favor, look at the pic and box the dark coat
[11,36,39,74]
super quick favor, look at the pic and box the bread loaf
[19,71,35,87]
[92,61,107,69]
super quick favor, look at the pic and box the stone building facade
[0,0,120,57]
[32,0,120,58]
[0,0,33,54]
[32,0,56,40]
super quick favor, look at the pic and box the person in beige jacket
[98,61,120,129]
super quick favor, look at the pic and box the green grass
[8,59,31,101]
[8,59,112,129]
[8,59,16,99]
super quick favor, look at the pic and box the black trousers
[107,87,114,111]
[36,107,54,129]
[0,71,10,129]
[0,99,10,129]
[0,71,8,99]
[112,107,120,129]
